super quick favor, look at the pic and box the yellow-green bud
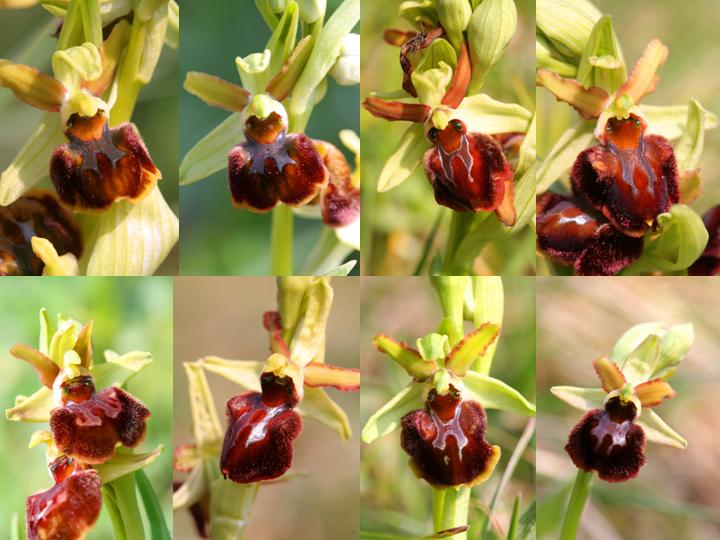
[437,0,472,50]
[467,0,516,92]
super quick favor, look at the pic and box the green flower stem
[300,226,351,274]
[441,212,474,275]
[433,487,470,540]
[559,470,594,540]
[106,473,146,540]
[413,208,445,275]
[271,205,294,275]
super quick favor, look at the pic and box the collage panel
[0,3,179,277]
[173,276,360,539]
[0,277,174,538]
[536,0,720,277]
[360,0,536,276]
[361,276,536,539]
[536,277,720,539]
[179,1,360,276]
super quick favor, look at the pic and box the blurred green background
[0,7,179,274]
[360,0,536,276]
[537,0,720,273]
[536,277,720,539]
[179,1,360,275]
[0,277,174,537]
[173,276,360,539]
[360,277,536,539]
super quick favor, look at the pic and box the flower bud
[437,0,472,50]
[329,33,359,86]
[467,0,516,91]
[298,0,326,23]
[536,0,601,60]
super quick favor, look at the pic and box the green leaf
[376,123,428,192]
[462,371,535,416]
[85,186,179,276]
[290,0,359,117]
[536,121,594,193]
[550,385,605,411]
[298,386,352,440]
[445,324,500,377]
[265,0,299,83]
[628,205,708,273]
[180,112,244,185]
[165,0,179,49]
[516,113,536,177]
[674,99,706,170]
[455,93,532,135]
[507,496,520,540]
[0,112,65,205]
[467,0,517,92]
[575,16,626,93]
[361,382,424,443]
[516,501,536,540]
[641,103,718,141]
[95,446,163,483]
[636,409,687,449]
[135,469,171,540]
[619,335,660,385]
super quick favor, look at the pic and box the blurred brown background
[360,277,536,538]
[173,277,360,540]
[536,277,720,539]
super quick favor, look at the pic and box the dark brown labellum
[50,112,161,212]
[423,119,516,224]
[317,141,359,227]
[571,114,679,237]
[400,388,499,488]
[228,112,328,212]
[26,457,102,540]
[536,192,643,276]
[220,372,302,483]
[0,190,82,276]
[565,397,646,482]
[50,385,150,464]
[689,205,720,275]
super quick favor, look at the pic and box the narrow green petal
[92,351,152,389]
[0,112,65,205]
[5,386,54,422]
[636,409,687,449]
[361,382,424,444]
[180,112,243,185]
[85,186,179,276]
[462,371,535,416]
[445,324,500,377]
[372,334,436,381]
[289,277,333,366]
[184,362,224,449]
[94,446,163,483]
[298,386,352,440]
[376,123,428,192]
[184,71,250,112]
[200,356,262,392]
[550,385,605,411]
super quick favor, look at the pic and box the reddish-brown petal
[537,193,643,276]
[50,114,161,212]
[316,140,359,227]
[592,356,626,393]
[565,401,646,483]
[424,120,513,214]
[400,390,500,488]
[441,42,470,109]
[220,374,303,484]
[362,96,432,122]
[0,190,82,275]
[26,466,101,540]
[383,29,417,47]
[50,386,150,464]
[228,118,327,212]
[571,115,679,236]
[689,205,720,276]
[263,311,291,356]
[634,378,675,407]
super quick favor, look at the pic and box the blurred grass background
[0,277,174,537]
[173,276,360,539]
[536,277,720,540]
[537,0,720,272]
[0,7,179,274]
[179,1,360,275]
[360,0,536,276]
[360,277,536,539]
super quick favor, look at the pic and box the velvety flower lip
[316,140,359,228]
[50,381,151,464]
[400,386,501,489]
[570,113,679,237]
[50,111,161,212]
[688,205,720,275]
[228,111,328,212]
[26,456,102,540]
[0,190,82,275]
[423,118,516,224]
[220,372,303,484]
[536,192,643,276]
